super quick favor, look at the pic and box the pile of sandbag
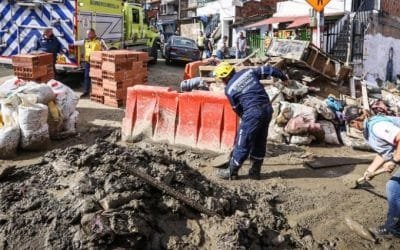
[265,81,355,146]
[0,77,79,158]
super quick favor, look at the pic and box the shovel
[344,164,393,189]
[349,168,389,189]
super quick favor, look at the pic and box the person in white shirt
[236,31,247,59]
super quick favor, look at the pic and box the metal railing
[323,14,350,55]
[247,34,266,57]
[351,0,373,62]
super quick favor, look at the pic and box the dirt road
[0,61,399,248]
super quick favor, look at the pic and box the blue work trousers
[83,62,91,94]
[231,104,273,168]
[386,174,400,236]
[216,50,224,60]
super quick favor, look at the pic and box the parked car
[163,36,201,64]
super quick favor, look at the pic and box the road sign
[306,0,331,12]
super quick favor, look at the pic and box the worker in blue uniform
[213,62,288,180]
[31,28,62,74]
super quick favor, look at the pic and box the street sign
[306,0,331,12]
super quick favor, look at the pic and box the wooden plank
[199,65,216,71]
[306,157,372,169]
[199,65,261,72]
[361,81,370,110]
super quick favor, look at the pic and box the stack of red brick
[12,53,54,82]
[89,50,148,107]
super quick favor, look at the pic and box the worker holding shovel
[213,62,288,180]
[362,102,400,238]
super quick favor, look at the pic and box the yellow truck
[0,0,160,70]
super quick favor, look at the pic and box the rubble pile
[0,139,333,249]
[0,78,79,158]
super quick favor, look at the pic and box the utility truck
[0,0,160,70]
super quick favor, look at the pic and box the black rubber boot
[248,160,262,180]
[216,166,239,180]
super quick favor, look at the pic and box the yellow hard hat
[214,62,234,79]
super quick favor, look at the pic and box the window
[132,9,140,24]
[173,38,197,48]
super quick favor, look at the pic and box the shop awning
[287,16,311,28]
[244,16,309,29]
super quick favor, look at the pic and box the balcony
[161,0,177,4]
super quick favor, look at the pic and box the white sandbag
[18,103,48,132]
[268,122,285,143]
[289,135,314,146]
[47,80,79,119]
[303,95,335,120]
[64,111,79,133]
[382,90,400,115]
[320,120,340,145]
[0,125,20,159]
[340,131,371,151]
[276,101,293,125]
[265,85,284,103]
[276,101,317,125]
[0,96,19,126]
[20,124,50,151]
[18,103,50,150]
[0,103,18,126]
[290,103,317,122]
[20,83,56,104]
[0,77,25,98]
[276,80,308,99]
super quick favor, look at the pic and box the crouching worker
[362,107,400,238]
[213,62,288,180]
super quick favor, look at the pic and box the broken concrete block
[99,192,139,211]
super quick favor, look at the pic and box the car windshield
[172,38,197,48]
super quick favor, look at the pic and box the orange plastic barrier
[183,60,207,80]
[122,85,239,153]
[153,91,179,144]
[174,92,202,148]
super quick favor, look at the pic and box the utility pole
[178,0,181,20]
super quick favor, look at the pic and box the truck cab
[123,2,159,63]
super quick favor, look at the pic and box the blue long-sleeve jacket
[225,66,287,116]
[32,35,61,56]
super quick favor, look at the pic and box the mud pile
[0,139,324,249]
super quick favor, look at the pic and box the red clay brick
[90,94,104,104]
[90,61,102,69]
[91,85,104,96]
[89,68,102,78]
[102,70,135,81]
[91,77,103,87]
[90,51,103,62]
[102,61,133,72]
[104,96,125,108]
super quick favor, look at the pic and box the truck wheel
[149,40,159,65]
